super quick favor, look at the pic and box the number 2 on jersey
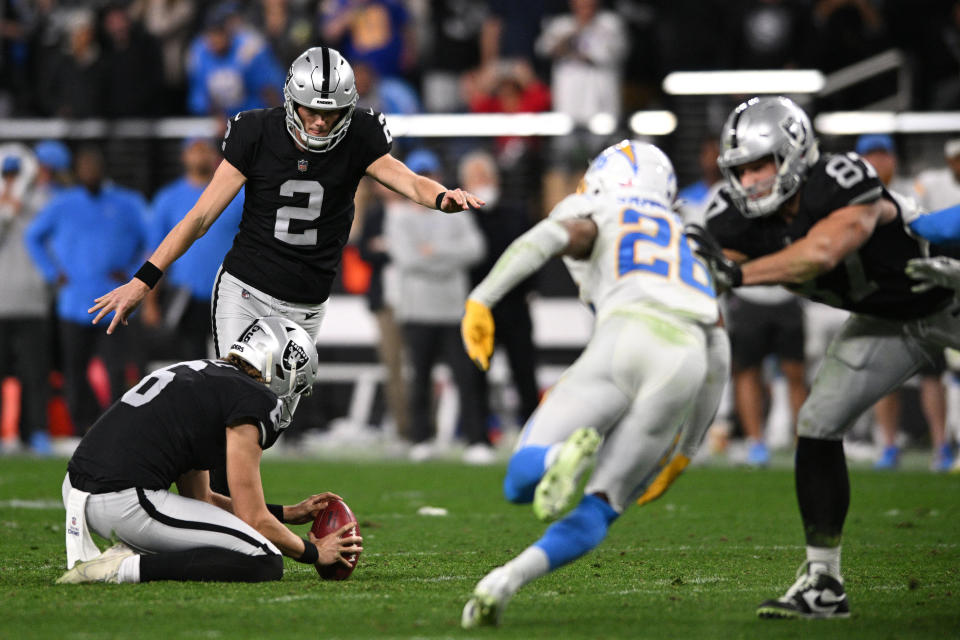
[275,179,325,245]
[617,208,715,297]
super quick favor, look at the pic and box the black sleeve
[354,108,393,170]
[224,387,282,449]
[221,110,264,176]
[803,153,884,223]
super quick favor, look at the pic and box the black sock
[795,436,849,548]
[140,548,282,583]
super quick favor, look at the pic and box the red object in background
[341,245,372,295]
[48,371,74,437]
[87,357,111,409]
[310,499,361,581]
[1,378,20,442]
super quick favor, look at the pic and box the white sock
[806,545,841,578]
[544,444,563,470]
[503,546,550,591]
[118,555,141,584]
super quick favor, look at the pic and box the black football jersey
[706,152,953,320]
[68,360,282,492]
[221,106,393,303]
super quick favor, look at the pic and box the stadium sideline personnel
[26,146,149,434]
[384,149,488,462]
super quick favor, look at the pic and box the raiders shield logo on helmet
[282,340,309,370]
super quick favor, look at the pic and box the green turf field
[1,457,957,639]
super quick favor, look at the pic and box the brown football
[310,498,360,580]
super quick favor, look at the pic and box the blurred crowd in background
[2,0,959,120]
[2,0,960,468]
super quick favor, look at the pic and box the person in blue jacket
[25,146,149,433]
[186,6,284,117]
[142,138,243,359]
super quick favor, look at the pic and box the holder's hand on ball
[310,522,363,568]
[285,492,344,524]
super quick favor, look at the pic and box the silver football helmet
[717,96,819,217]
[581,140,677,205]
[227,317,319,399]
[284,47,359,153]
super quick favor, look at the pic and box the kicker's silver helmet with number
[284,47,359,153]
[718,96,819,217]
[227,317,319,399]
[581,140,677,205]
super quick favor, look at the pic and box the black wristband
[297,539,319,565]
[435,191,446,210]
[133,261,163,289]
[266,503,284,523]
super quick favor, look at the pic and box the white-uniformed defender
[459,140,731,628]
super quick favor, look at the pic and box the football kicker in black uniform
[89,46,485,429]
[56,317,362,585]
[701,96,960,619]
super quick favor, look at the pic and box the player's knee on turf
[252,553,284,582]
[503,446,550,503]
[534,494,619,569]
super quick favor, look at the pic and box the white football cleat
[534,427,601,522]
[461,566,517,629]
[757,561,850,619]
[56,542,135,585]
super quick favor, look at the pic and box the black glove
[683,223,743,290]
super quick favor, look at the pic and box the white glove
[905,256,960,293]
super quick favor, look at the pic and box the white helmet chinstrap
[717,96,819,217]
[582,140,678,206]
[227,317,319,400]
[284,46,359,153]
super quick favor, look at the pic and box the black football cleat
[757,562,850,619]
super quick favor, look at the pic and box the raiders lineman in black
[57,317,362,584]
[91,45,484,352]
[701,97,960,619]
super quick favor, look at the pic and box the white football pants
[516,308,709,513]
[210,267,327,357]
[62,474,280,557]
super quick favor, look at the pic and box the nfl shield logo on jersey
[297,159,308,172]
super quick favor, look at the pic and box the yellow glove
[635,455,690,507]
[461,299,495,370]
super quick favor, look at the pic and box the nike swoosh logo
[304,312,319,320]
[803,590,844,612]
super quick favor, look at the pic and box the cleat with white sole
[56,542,135,585]
[757,561,850,619]
[533,427,601,522]
[461,567,516,629]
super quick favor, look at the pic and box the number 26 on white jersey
[616,207,716,298]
